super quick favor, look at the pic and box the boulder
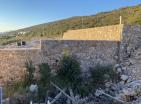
[105,82,112,88]
[114,64,121,68]
[114,64,122,73]
[29,84,38,93]
[117,67,122,73]
[120,75,129,81]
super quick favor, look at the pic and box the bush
[24,60,35,87]
[38,63,51,102]
[57,55,81,89]
[90,65,119,90]
[76,84,92,97]
[38,63,51,87]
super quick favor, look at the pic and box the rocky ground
[72,63,141,104]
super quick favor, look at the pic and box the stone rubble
[116,25,141,103]
[120,75,129,81]
[95,61,141,104]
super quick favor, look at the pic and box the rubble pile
[94,63,141,104]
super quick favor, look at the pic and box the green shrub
[90,65,119,90]
[76,84,92,97]
[38,63,51,102]
[24,60,35,87]
[38,63,51,87]
[57,55,81,89]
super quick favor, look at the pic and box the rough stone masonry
[41,40,118,71]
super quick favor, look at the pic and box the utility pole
[120,16,122,25]
[43,24,45,37]
[120,16,122,40]
[81,17,84,29]
[117,16,122,63]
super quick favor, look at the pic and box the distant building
[18,31,26,35]
[17,41,26,46]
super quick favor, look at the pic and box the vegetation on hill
[1,4,141,45]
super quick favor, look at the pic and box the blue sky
[0,0,141,32]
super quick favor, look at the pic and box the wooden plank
[50,82,76,103]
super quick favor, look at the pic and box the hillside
[1,4,141,45]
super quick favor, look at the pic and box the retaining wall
[0,49,42,85]
[0,40,118,85]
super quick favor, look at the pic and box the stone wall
[63,24,123,41]
[0,49,42,85]
[0,40,118,84]
[41,40,118,72]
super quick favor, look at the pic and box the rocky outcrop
[121,25,141,80]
